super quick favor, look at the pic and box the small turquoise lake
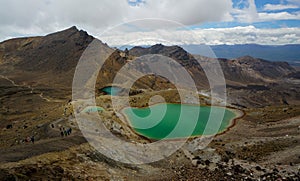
[122,103,238,140]
[82,106,104,113]
[101,86,123,96]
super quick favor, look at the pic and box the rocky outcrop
[219,56,295,83]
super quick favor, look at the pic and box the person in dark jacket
[31,136,35,144]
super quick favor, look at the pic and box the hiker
[63,127,67,136]
[6,124,13,129]
[60,131,64,137]
[67,128,72,135]
[66,128,70,135]
[31,136,35,144]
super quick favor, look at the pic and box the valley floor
[0,106,299,179]
[0,77,299,180]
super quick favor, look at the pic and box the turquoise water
[101,86,123,96]
[123,103,237,140]
[83,106,104,113]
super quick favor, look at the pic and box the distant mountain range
[119,44,300,66]
[184,44,300,66]
[129,44,296,85]
[127,44,300,107]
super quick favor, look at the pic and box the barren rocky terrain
[0,27,299,180]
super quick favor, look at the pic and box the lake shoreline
[119,102,245,141]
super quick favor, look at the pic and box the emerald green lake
[122,103,238,140]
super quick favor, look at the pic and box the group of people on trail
[60,127,72,137]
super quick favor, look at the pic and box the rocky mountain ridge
[0,27,299,107]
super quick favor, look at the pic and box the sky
[0,0,299,45]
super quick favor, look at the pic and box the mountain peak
[45,26,81,38]
[0,26,95,73]
[68,26,79,31]
[237,55,254,59]
[129,44,190,59]
[235,55,258,62]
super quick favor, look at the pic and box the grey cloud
[0,0,233,41]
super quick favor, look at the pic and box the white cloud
[232,0,300,22]
[231,0,259,23]
[263,3,299,11]
[127,0,233,25]
[0,0,233,41]
[100,26,300,46]
[1,0,299,46]
[258,11,300,21]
